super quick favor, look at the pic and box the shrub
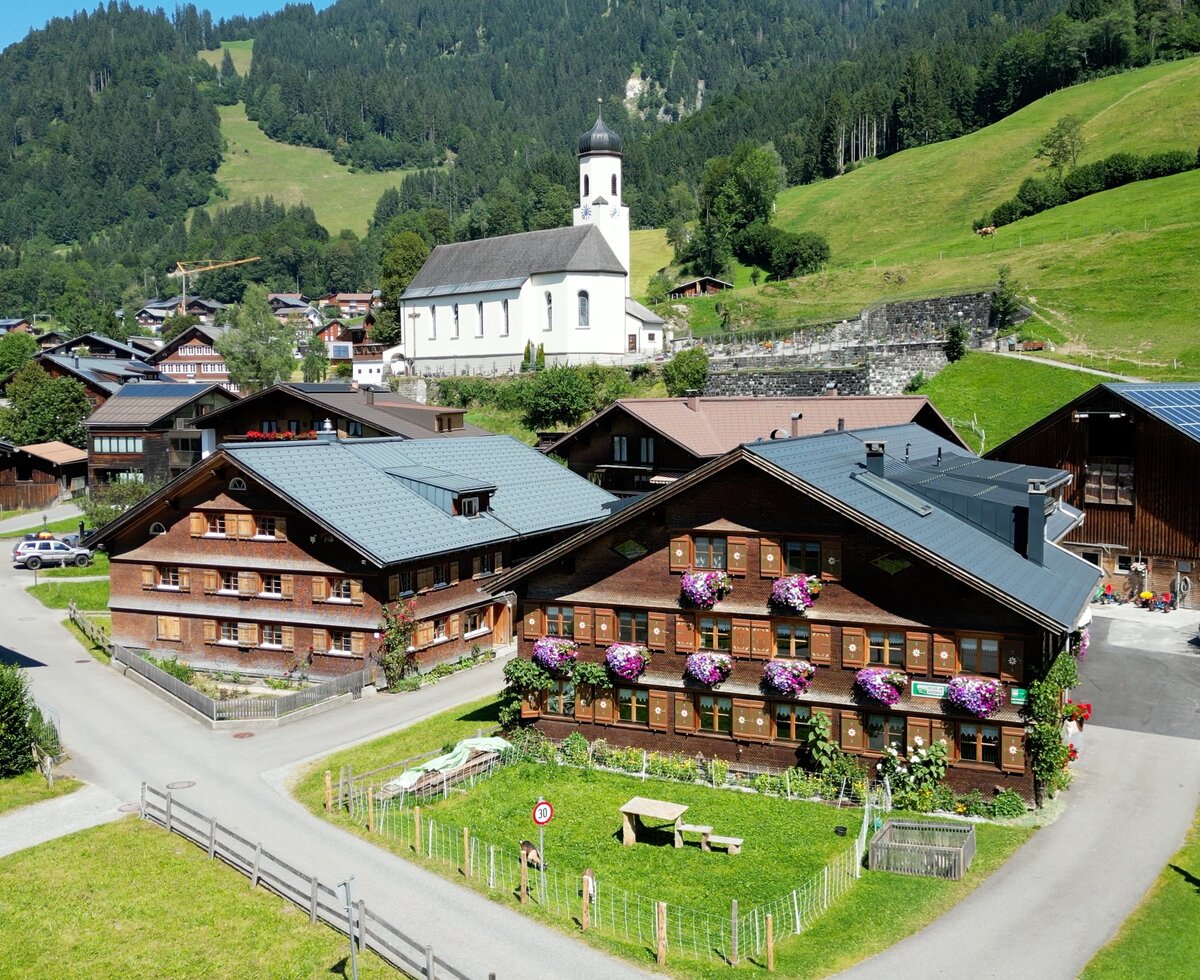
[989,789,1028,819]
[1102,152,1143,188]
[392,676,422,693]
[561,731,591,766]
[944,323,967,363]
[956,789,989,817]
[662,346,709,397]
[904,372,926,393]
[146,655,194,685]
[0,663,36,777]
[1141,150,1193,179]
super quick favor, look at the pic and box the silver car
[12,538,93,570]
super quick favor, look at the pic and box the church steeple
[573,100,630,289]
[578,99,624,156]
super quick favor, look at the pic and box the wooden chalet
[91,434,616,679]
[547,394,967,496]
[988,382,1200,604]
[0,440,87,510]
[492,424,1098,802]
[147,325,236,392]
[0,317,32,335]
[668,276,733,299]
[4,334,161,409]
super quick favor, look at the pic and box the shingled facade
[493,424,1097,801]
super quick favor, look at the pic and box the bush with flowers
[531,636,579,676]
[684,652,732,686]
[855,668,907,705]
[1071,626,1089,660]
[1066,743,1079,763]
[874,736,949,794]
[1063,700,1092,724]
[762,659,816,695]
[679,570,733,609]
[604,643,651,681]
[946,676,1005,718]
[769,575,821,614]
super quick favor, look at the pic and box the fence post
[462,827,471,877]
[310,876,319,924]
[207,818,216,859]
[165,791,173,834]
[367,785,375,833]
[581,868,593,932]
[731,899,739,966]
[252,843,262,889]
[656,901,667,966]
[519,848,529,905]
[766,913,775,973]
[823,865,829,908]
[357,899,367,953]
[425,945,435,980]
[324,770,333,813]
[339,766,346,811]
[489,845,496,889]
[414,806,422,855]
[139,781,147,820]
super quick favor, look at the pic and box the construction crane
[169,257,261,315]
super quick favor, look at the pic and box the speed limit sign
[532,800,554,826]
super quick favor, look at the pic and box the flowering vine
[762,659,815,695]
[680,570,733,610]
[1071,626,1089,660]
[684,652,732,686]
[531,636,579,676]
[946,676,1005,718]
[604,643,651,681]
[855,668,907,706]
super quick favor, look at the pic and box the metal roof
[626,297,665,325]
[222,436,617,565]
[402,277,526,300]
[85,382,230,427]
[19,441,87,465]
[1106,383,1200,442]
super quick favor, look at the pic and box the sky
[0,1,335,51]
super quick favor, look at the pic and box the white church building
[393,107,664,375]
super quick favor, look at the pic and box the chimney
[790,412,803,438]
[73,355,80,369]
[824,382,838,397]
[317,417,337,443]
[1026,478,1048,565]
[864,441,886,478]
[837,417,845,432]
[364,387,375,406]
[685,389,700,412]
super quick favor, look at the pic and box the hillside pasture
[197,39,253,75]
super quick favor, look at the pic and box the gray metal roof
[402,277,527,301]
[42,353,158,391]
[1105,382,1200,442]
[85,382,229,427]
[626,297,665,325]
[404,225,624,298]
[747,425,1098,631]
[222,436,617,565]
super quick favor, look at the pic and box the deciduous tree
[215,285,297,391]
[0,362,91,447]
[663,346,709,397]
[1036,115,1086,174]
[0,332,38,378]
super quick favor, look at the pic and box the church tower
[573,101,631,295]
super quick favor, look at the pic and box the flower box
[945,676,1004,718]
[531,636,578,676]
[763,659,815,695]
[604,643,651,681]
[1063,700,1092,724]
[769,575,820,614]
[684,652,732,686]
[680,570,733,610]
[855,668,907,706]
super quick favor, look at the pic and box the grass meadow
[0,771,81,816]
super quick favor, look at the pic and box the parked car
[59,531,94,548]
[11,538,93,570]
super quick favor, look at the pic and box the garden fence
[868,820,977,881]
[139,784,476,979]
[69,602,371,722]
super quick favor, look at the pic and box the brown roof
[85,383,233,428]
[20,441,87,465]
[550,396,966,458]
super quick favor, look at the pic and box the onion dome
[578,102,623,156]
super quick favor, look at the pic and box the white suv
[11,539,93,570]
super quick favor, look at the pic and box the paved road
[839,603,1200,979]
[0,501,82,537]
[0,552,647,980]
[977,348,1145,381]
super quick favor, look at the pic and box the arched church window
[578,291,590,327]
[545,292,553,331]
[583,174,590,197]
[611,174,618,197]
[502,299,510,336]
[452,304,460,339]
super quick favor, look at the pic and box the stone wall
[704,366,869,397]
[389,376,429,404]
[862,292,995,338]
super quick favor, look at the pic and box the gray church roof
[626,297,665,325]
[403,225,624,300]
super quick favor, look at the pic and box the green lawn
[629,228,674,301]
[26,579,109,611]
[0,771,81,816]
[5,515,89,537]
[44,552,109,577]
[920,352,1101,453]
[208,103,422,236]
[198,39,254,75]
[0,818,394,978]
[61,615,112,663]
[1081,804,1200,979]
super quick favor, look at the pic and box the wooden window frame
[259,574,283,597]
[957,721,1002,768]
[615,686,649,726]
[773,702,812,742]
[1083,457,1134,506]
[784,540,822,576]
[697,615,732,652]
[545,605,575,638]
[329,630,354,654]
[206,513,227,536]
[695,694,733,735]
[868,629,907,669]
[544,679,576,717]
[774,622,811,658]
[693,535,728,571]
[261,623,284,648]
[865,712,906,754]
[617,610,648,644]
[957,633,1002,676]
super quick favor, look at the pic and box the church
[394,106,664,374]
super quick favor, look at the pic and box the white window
[220,570,238,593]
[255,516,277,538]
[578,291,589,328]
[219,621,238,644]
[330,630,353,653]
[207,514,226,536]
[545,292,553,331]
[329,578,353,602]
[158,567,180,590]
[94,436,144,453]
[612,173,618,196]
[476,301,484,337]
[460,496,479,517]
[260,574,282,597]
[261,624,283,647]
[501,299,510,337]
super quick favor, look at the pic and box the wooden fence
[139,784,475,979]
[868,820,977,880]
[69,602,371,723]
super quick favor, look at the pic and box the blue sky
[0,1,335,51]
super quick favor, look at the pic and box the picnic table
[620,796,689,847]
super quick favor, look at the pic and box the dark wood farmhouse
[2,334,161,409]
[147,325,235,391]
[988,382,1200,605]
[85,382,237,487]
[668,276,732,299]
[547,394,967,495]
[91,435,617,680]
[0,441,87,510]
[492,424,1098,802]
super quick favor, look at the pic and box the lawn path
[0,783,123,858]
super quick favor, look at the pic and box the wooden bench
[678,823,714,850]
[708,834,744,855]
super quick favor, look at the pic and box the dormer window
[460,496,480,518]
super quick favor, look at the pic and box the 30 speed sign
[532,800,554,826]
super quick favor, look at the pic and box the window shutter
[810,624,832,664]
[239,571,258,595]
[169,617,182,641]
[274,516,287,541]
[178,568,191,591]
[416,567,434,592]
[732,699,771,742]
[417,621,434,647]
[648,690,670,731]
[225,513,239,538]
[669,535,692,573]
[388,574,399,599]
[141,566,156,590]
[674,693,697,732]
[350,579,364,605]
[1000,638,1025,684]
[905,632,930,674]
[675,616,696,653]
[933,717,956,757]
[731,619,753,656]
[751,622,773,658]
[237,514,254,539]
[522,607,544,640]
[493,550,503,572]
[312,577,329,601]
[281,626,294,651]
[759,538,782,578]
[280,574,294,599]
[574,685,595,722]
[189,512,206,536]
[203,620,217,643]
[238,622,257,647]
[203,569,218,594]
[841,627,866,668]
[449,561,459,584]
[449,614,460,637]
[472,556,482,577]
[351,632,366,655]
[839,711,865,752]
[932,634,956,676]
[520,690,542,719]
[574,607,593,644]
[906,716,932,755]
[312,629,328,653]
[593,688,615,723]
[593,608,615,645]
[1001,726,1026,773]
[820,539,842,581]
[727,536,749,576]
[647,612,667,651]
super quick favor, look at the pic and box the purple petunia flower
[945,676,1004,718]
[531,636,579,676]
[855,668,907,705]
[684,652,732,686]
[604,643,651,681]
[763,659,815,695]
[769,575,819,613]
[680,571,733,610]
